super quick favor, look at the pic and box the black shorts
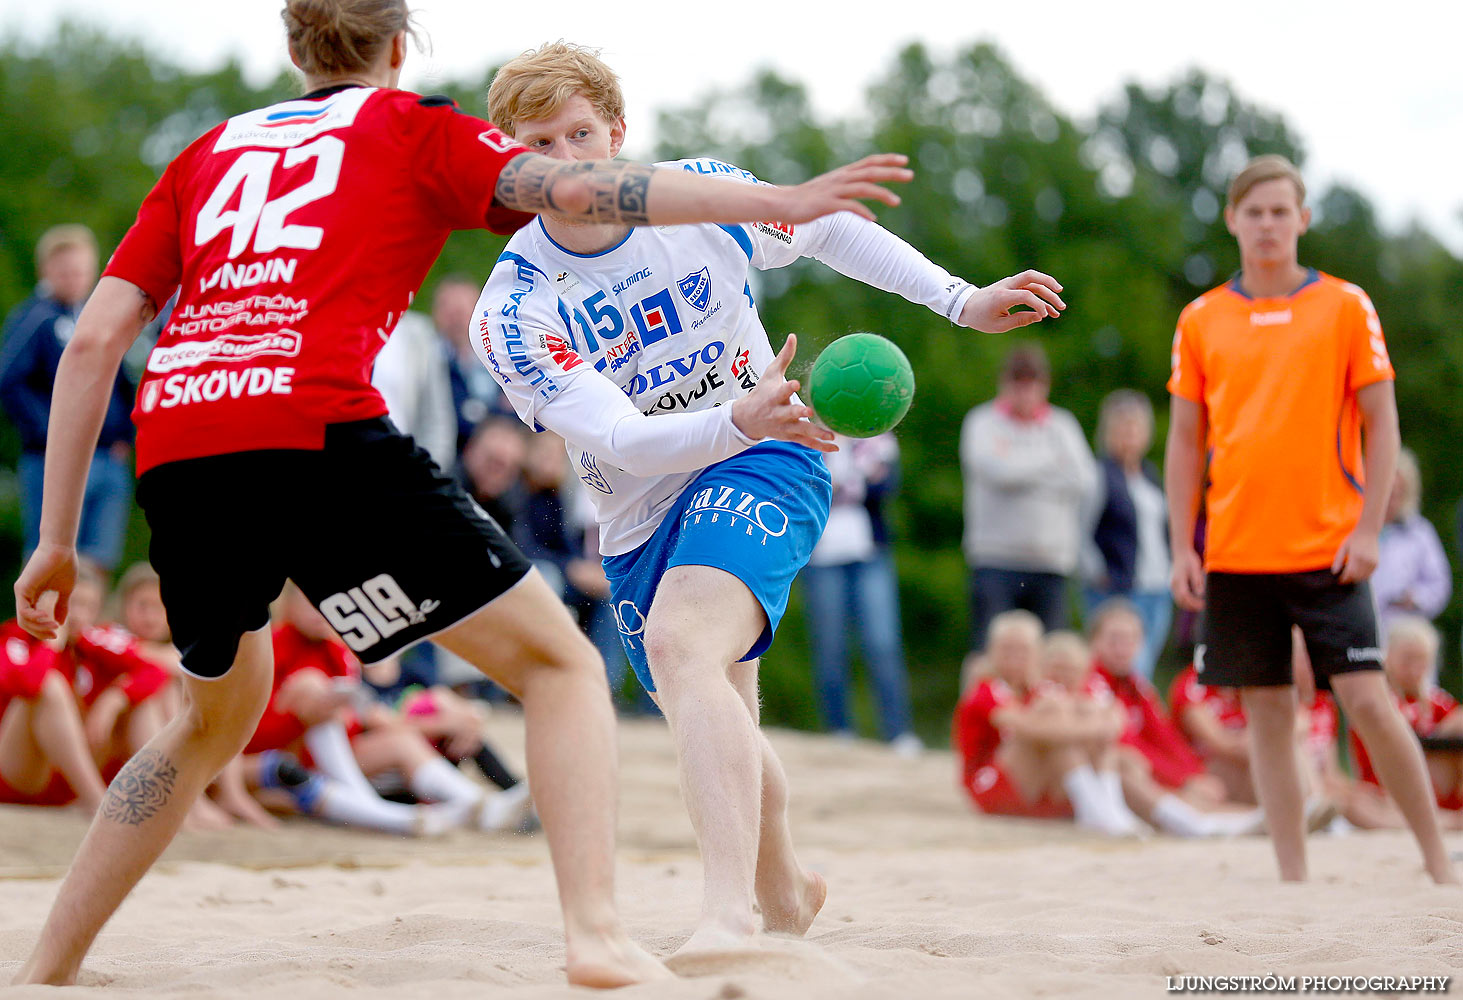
[137,417,531,680]
[1197,569,1381,691]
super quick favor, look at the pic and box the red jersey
[1350,687,1458,786]
[104,86,532,474]
[1093,662,1206,789]
[0,621,61,706]
[1169,664,1247,735]
[953,678,1019,790]
[63,626,172,708]
[270,623,359,694]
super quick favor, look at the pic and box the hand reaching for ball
[958,270,1067,333]
[729,335,838,453]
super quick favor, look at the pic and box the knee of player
[1338,689,1396,736]
[642,620,723,682]
[36,668,75,705]
[1239,688,1298,727]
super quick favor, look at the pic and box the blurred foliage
[3,28,1461,744]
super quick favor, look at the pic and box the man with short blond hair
[478,41,1067,953]
[1165,154,1455,883]
[0,225,133,570]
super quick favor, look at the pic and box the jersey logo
[262,104,335,129]
[677,268,713,312]
[478,129,524,153]
[543,332,584,372]
[215,86,373,152]
[579,452,613,494]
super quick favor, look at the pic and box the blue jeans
[20,450,133,571]
[1082,586,1174,681]
[800,552,913,741]
[967,566,1069,651]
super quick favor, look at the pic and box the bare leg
[14,628,274,986]
[0,671,108,811]
[434,570,668,988]
[121,699,231,831]
[727,658,825,937]
[1332,672,1457,884]
[642,566,767,953]
[210,756,280,829]
[1241,687,1307,881]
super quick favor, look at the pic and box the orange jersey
[1168,270,1394,573]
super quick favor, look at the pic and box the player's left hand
[730,334,837,453]
[1332,527,1380,583]
[958,271,1066,333]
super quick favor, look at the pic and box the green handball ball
[808,333,916,438]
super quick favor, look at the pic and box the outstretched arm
[782,210,1065,330]
[493,153,912,228]
[14,277,153,638]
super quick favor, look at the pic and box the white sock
[303,721,375,796]
[1203,807,1267,837]
[1152,794,1214,837]
[478,782,534,832]
[314,779,425,836]
[410,757,486,807]
[1061,765,1112,830]
[1098,770,1145,832]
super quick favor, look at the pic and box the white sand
[1,713,1459,997]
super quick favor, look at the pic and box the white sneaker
[890,733,924,759]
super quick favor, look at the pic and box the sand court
[2,713,1459,998]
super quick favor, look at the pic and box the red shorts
[966,764,1072,819]
[0,770,76,807]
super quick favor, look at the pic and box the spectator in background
[515,431,635,703]
[1346,616,1463,830]
[434,274,506,462]
[0,225,133,571]
[0,616,108,812]
[372,310,457,471]
[460,416,529,537]
[1083,389,1172,680]
[1372,447,1450,633]
[800,432,920,754]
[953,610,1141,835]
[960,343,1096,649]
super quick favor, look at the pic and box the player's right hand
[1171,546,1206,612]
[772,154,913,224]
[730,334,838,453]
[14,542,78,641]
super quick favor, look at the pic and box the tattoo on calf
[101,749,178,825]
[493,155,653,226]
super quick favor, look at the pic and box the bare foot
[1426,859,1460,885]
[674,919,756,956]
[221,794,281,830]
[182,798,234,832]
[759,870,826,937]
[565,931,671,988]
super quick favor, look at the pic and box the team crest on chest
[677,268,713,312]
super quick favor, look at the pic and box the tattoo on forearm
[101,749,178,825]
[495,155,653,225]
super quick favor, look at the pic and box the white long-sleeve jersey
[472,157,979,556]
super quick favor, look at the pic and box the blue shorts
[602,441,831,693]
